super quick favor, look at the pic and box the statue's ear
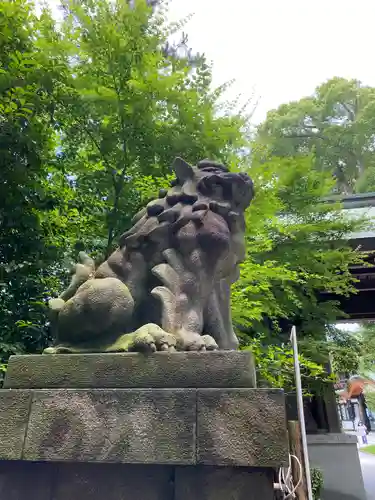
[173,157,194,182]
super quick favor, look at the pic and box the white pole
[290,325,313,500]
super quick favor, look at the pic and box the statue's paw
[178,332,218,351]
[201,334,219,351]
[129,324,178,353]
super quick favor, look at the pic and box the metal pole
[290,326,313,500]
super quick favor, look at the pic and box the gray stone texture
[0,461,54,500]
[54,463,173,500]
[0,390,31,460]
[307,433,367,500]
[4,351,256,389]
[0,462,276,500]
[0,386,288,467]
[0,350,286,499]
[23,389,196,465]
[197,389,288,467]
[175,466,274,500]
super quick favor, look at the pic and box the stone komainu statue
[45,158,254,354]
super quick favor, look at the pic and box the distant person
[358,421,368,445]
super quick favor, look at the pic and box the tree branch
[284,133,325,140]
[340,102,355,121]
[104,50,129,257]
[105,163,127,257]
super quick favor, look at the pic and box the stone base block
[0,387,288,467]
[0,461,275,500]
[175,466,274,500]
[307,433,366,500]
[0,351,287,499]
[3,351,256,389]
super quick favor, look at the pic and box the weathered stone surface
[0,386,288,468]
[0,461,54,500]
[23,389,196,464]
[308,433,366,500]
[0,461,275,500]
[44,159,254,354]
[4,351,256,389]
[0,390,31,460]
[197,389,288,467]
[54,463,173,500]
[0,386,287,468]
[175,466,274,500]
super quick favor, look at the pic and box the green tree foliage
[242,336,328,394]
[245,78,375,385]
[358,322,375,374]
[356,323,375,412]
[258,77,375,194]
[365,390,375,413]
[0,0,65,360]
[230,149,366,385]
[0,0,246,368]
[311,468,324,500]
[327,326,363,377]
[232,151,364,341]
[54,0,246,256]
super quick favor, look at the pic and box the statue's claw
[107,326,218,353]
[201,334,219,351]
[126,324,178,353]
[43,328,218,354]
[177,331,218,351]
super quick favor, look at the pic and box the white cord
[275,453,303,499]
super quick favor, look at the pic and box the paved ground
[359,432,375,500]
[359,451,375,500]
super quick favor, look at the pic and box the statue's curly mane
[118,159,254,252]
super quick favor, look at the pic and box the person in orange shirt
[339,376,375,434]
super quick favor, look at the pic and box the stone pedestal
[0,351,288,500]
[307,433,367,500]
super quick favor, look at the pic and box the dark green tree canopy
[258,77,375,194]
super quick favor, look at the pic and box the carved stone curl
[45,158,254,354]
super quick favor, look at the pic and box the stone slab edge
[307,433,359,445]
[4,351,256,389]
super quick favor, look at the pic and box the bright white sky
[167,0,375,123]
